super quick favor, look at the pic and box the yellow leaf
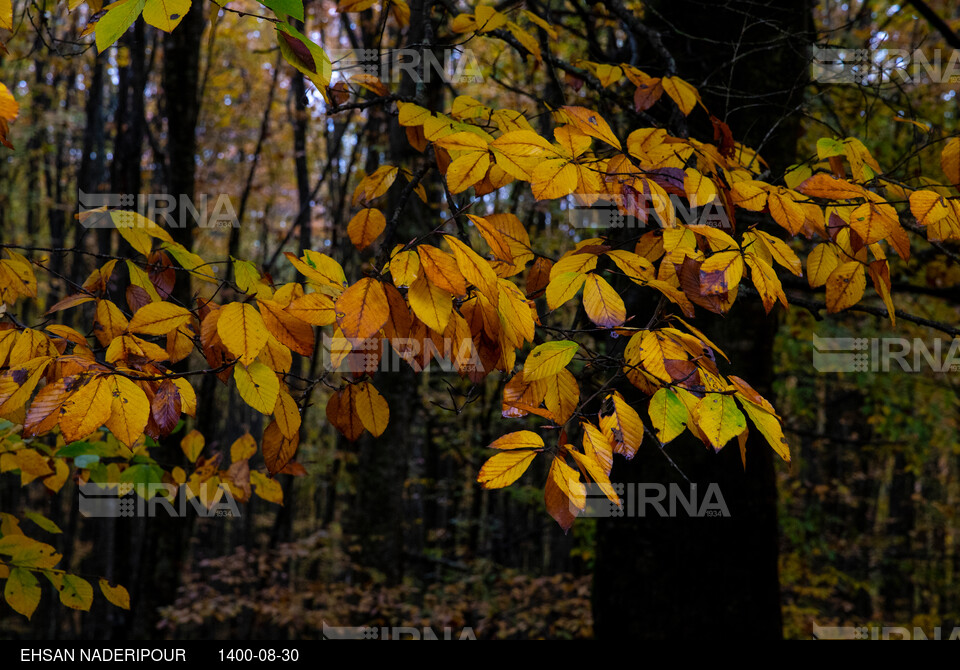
[604,392,644,459]
[695,393,746,451]
[478,450,539,489]
[699,250,743,295]
[352,381,389,437]
[524,341,579,381]
[568,448,618,504]
[806,243,840,288]
[273,387,302,440]
[250,470,283,505]
[180,429,205,462]
[353,165,400,204]
[262,419,299,475]
[753,230,802,276]
[545,272,587,310]
[443,235,498,299]
[257,299,314,357]
[57,574,93,611]
[234,362,279,415]
[559,105,621,149]
[347,208,387,250]
[99,579,130,610]
[767,189,806,235]
[417,245,467,296]
[285,292,336,327]
[581,421,613,476]
[825,261,866,313]
[408,273,452,332]
[909,189,951,227]
[0,358,50,416]
[230,433,257,462]
[531,159,577,200]
[683,169,717,206]
[285,250,348,296]
[445,151,490,194]
[95,300,129,347]
[104,375,150,447]
[434,131,489,152]
[172,377,196,416]
[549,455,585,510]
[739,399,790,462]
[549,251,599,279]
[335,277,390,340]
[544,368,579,424]
[217,302,268,365]
[744,255,787,314]
[127,302,191,336]
[488,430,544,450]
[61,375,112,443]
[941,137,959,187]
[582,273,626,327]
[662,76,699,115]
[388,249,420,288]
[142,0,189,32]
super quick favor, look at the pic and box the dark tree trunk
[592,0,812,640]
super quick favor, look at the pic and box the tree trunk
[592,0,812,640]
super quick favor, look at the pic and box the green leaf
[95,0,148,54]
[55,441,115,459]
[24,511,62,535]
[816,137,845,160]
[4,567,41,619]
[647,388,688,444]
[276,23,331,93]
[260,0,304,21]
[119,464,165,496]
[58,574,94,611]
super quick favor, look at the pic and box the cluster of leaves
[3,0,959,619]
[0,441,129,619]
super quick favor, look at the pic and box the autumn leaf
[234,362,280,415]
[4,567,40,619]
[326,385,364,441]
[523,341,579,381]
[218,302,268,365]
[488,430,545,450]
[582,274,626,327]
[104,375,150,447]
[603,392,644,459]
[825,261,866,313]
[263,419,299,475]
[250,470,284,505]
[60,375,112,443]
[99,579,131,610]
[176,429,204,463]
[695,393,746,451]
[352,381,390,437]
[335,278,390,340]
[347,208,387,250]
[648,387,688,444]
[408,273,453,332]
[478,450,539,489]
